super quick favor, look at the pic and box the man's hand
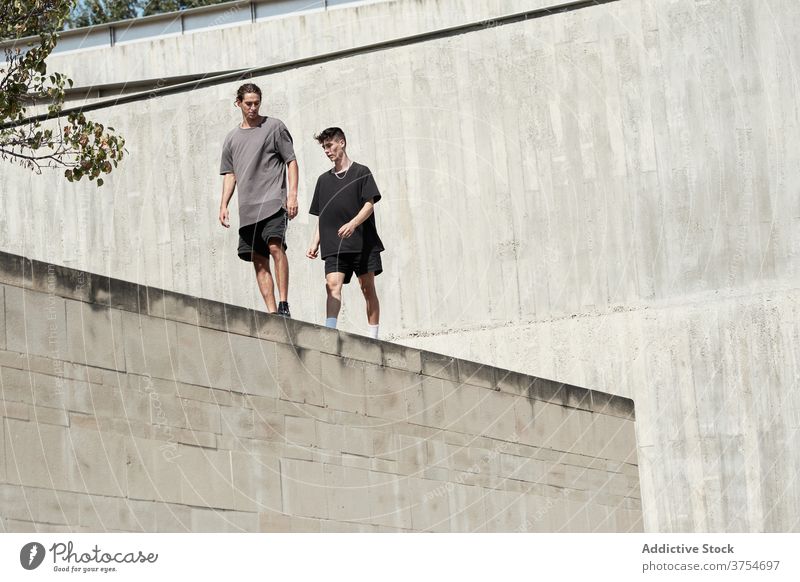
[306,244,319,259]
[338,221,356,238]
[287,194,298,219]
[219,173,236,227]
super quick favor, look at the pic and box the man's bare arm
[306,222,321,259]
[338,199,375,238]
[286,160,299,219]
[219,173,236,228]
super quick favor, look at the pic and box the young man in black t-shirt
[306,127,384,338]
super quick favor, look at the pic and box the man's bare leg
[358,272,380,325]
[253,252,277,312]
[268,237,289,303]
[359,272,380,338]
[325,272,345,320]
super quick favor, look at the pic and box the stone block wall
[0,252,641,532]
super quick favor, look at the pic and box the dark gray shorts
[324,248,383,284]
[238,208,288,261]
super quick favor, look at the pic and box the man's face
[236,92,261,120]
[321,138,345,163]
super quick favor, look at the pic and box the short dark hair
[314,127,346,147]
[236,83,262,102]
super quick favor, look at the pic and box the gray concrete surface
[0,251,641,532]
[44,0,552,88]
[1,0,798,531]
[15,0,375,56]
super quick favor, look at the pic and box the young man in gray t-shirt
[218,83,299,317]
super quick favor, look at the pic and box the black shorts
[238,208,288,261]
[324,248,383,284]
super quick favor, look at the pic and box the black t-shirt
[309,162,385,259]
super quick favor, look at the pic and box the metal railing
[1,0,365,55]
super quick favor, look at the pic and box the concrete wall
[17,0,380,57]
[1,0,798,531]
[406,286,800,531]
[45,0,550,88]
[0,251,641,532]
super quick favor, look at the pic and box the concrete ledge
[0,251,640,532]
[0,251,635,418]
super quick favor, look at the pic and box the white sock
[325,317,338,329]
[367,324,379,339]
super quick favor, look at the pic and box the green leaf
[0,1,125,186]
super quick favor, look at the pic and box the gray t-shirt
[219,116,296,227]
